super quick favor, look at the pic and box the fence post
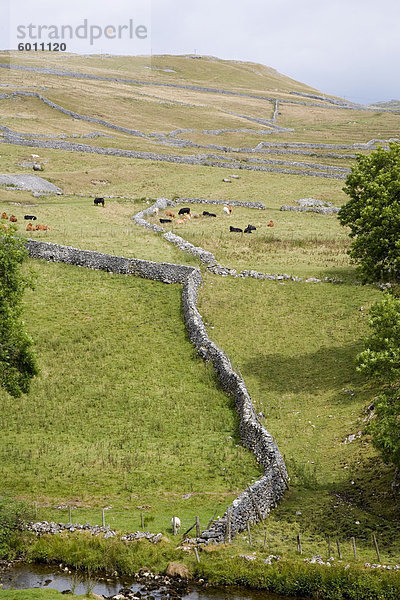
[372,533,381,563]
[297,533,302,555]
[196,516,200,538]
[206,508,218,530]
[336,539,342,559]
[247,521,252,547]
[351,537,357,560]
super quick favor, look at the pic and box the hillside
[0,52,400,572]
[370,99,400,110]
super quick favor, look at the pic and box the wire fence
[29,503,219,539]
[27,503,400,566]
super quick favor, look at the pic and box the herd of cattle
[152,205,275,233]
[1,212,50,231]
[1,197,275,237]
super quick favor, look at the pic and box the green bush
[357,293,400,469]
[0,497,30,558]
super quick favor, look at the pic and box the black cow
[94,197,105,206]
[203,211,217,217]
[244,224,256,233]
[178,207,191,215]
[24,215,37,220]
[230,226,243,233]
[160,218,172,223]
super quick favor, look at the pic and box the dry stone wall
[182,269,288,542]
[26,240,193,284]
[26,239,288,543]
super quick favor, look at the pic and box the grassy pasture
[198,275,400,559]
[0,193,198,267]
[148,191,353,279]
[0,260,260,529]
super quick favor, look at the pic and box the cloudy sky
[3,0,400,104]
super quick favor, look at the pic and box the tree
[357,294,400,383]
[357,293,400,469]
[338,142,400,282]
[0,225,38,397]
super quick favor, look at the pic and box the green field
[1,52,400,586]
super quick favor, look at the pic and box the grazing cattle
[245,224,256,232]
[94,197,105,207]
[35,224,50,231]
[166,210,176,218]
[203,211,216,217]
[267,220,274,227]
[26,223,33,231]
[171,516,181,535]
[223,206,230,215]
[183,213,191,220]
[175,218,185,224]
[230,226,243,233]
[153,207,159,216]
[1,212,8,220]
[178,207,191,216]
[160,218,172,223]
[33,163,43,171]
[222,178,231,183]
[24,215,37,220]
[9,215,17,222]
[227,205,233,214]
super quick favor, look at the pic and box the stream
[0,564,294,600]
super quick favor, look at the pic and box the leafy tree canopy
[339,142,400,282]
[0,225,38,397]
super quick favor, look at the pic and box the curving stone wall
[25,239,288,543]
[26,239,193,284]
[182,269,288,542]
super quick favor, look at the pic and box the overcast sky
[3,0,400,104]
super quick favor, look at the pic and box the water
[0,564,291,600]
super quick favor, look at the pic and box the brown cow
[267,220,274,227]
[175,219,185,224]
[1,212,8,220]
[166,210,176,218]
[26,223,33,231]
[9,215,17,222]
